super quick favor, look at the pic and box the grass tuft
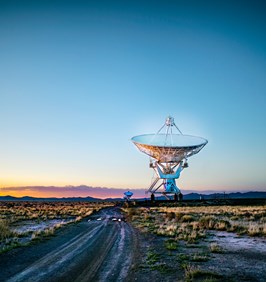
[210,243,223,253]
[147,250,160,265]
[183,263,221,282]
[164,238,178,250]
[0,220,16,241]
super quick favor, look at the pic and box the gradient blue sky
[0,0,265,195]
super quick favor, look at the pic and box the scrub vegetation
[0,201,113,253]
[183,263,222,282]
[123,204,266,281]
[124,205,266,240]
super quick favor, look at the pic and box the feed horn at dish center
[131,116,208,200]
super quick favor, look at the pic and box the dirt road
[0,207,138,282]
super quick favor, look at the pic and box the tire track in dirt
[2,207,137,282]
[7,222,104,282]
[95,222,136,282]
[75,222,118,282]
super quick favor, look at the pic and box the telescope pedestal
[147,161,186,200]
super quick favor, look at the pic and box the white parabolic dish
[131,134,208,163]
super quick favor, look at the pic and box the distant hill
[0,195,102,202]
[183,191,266,200]
[141,191,266,201]
[0,191,265,202]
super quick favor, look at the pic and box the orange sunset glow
[0,185,148,199]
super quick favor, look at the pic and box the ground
[0,206,265,282]
[0,207,137,282]
[129,229,266,282]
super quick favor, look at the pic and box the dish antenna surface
[124,191,133,201]
[131,116,208,200]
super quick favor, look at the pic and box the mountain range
[0,191,265,201]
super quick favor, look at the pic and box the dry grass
[123,205,266,241]
[183,263,221,282]
[0,201,112,223]
[0,220,16,240]
[209,243,223,253]
[122,204,265,281]
[0,201,113,252]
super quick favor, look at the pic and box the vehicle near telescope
[131,116,208,200]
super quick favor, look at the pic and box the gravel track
[0,207,137,282]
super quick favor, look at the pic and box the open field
[124,205,266,239]
[0,201,113,252]
[123,203,266,281]
[0,201,265,281]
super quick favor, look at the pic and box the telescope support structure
[147,160,188,200]
[132,116,208,201]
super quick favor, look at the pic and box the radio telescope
[124,191,133,201]
[131,116,208,200]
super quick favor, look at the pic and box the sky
[0,0,265,198]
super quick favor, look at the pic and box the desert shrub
[126,205,266,241]
[155,229,166,236]
[165,223,178,236]
[147,250,160,264]
[181,215,194,222]
[175,212,184,221]
[210,243,223,253]
[199,216,216,229]
[144,213,154,221]
[228,223,246,234]
[183,264,199,281]
[247,222,265,236]
[184,263,221,282]
[263,224,266,235]
[178,253,190,262]
[43,227,55,237]
[215,220,231,231]
[164,238,178,250]
[165,212,176,221]
[126,208,139,217]
[0,220,14,241]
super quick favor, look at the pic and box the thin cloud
[0,185,147,198]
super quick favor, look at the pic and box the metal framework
[131,116,208,200]
[134,142,206,163]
